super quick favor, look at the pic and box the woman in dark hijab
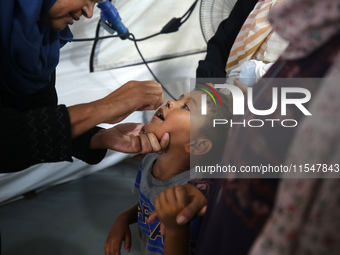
[0,0,169,172]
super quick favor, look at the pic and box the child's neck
[152,152,190,181]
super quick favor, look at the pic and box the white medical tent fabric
[93,0,206,70]
[0,0,206,204]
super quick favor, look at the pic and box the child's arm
[104,203,138,255]
[154,185,191,255]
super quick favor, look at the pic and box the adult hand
[175,184,208,225]
[94,80,164,124]
[68,80,164,138]
[154,185,190,231]
[148,184,208,235]
[90,123,170,153]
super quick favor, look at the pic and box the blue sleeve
[133,164,142,192]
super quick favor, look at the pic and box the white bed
[0,0,207,204]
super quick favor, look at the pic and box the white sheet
[93,0,206,70]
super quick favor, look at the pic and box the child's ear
[185,138,213,155]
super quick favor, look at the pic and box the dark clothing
[0,106,106,173]
[0,0,72,96]
[0,72,107,173]
[0,0,106,173]
[194,0,268,254]
[0,71,58,110]
[193,31,340,255]
[194,0,340,254]
[196,0,259,78]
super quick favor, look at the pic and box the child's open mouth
[154,108,165,121]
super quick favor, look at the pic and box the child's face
[145,91,204,148]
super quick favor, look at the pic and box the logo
[198,83,222,115]
[200,84,312,128]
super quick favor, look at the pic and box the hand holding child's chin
[90,123,170,154]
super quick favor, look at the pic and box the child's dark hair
[194,86,233,165]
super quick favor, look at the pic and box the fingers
[159,133,170,151]
[99,80,164,124]
[127,80,164,110]
[148,210,167,236]
[176,184,208,225]
[137,132,169,154]
[137,134,153,153]
[104,241,121,255]
[156,186,189,213]
[129,134,141,152]
[154,196,161,214]
[124,233,131,253]
[199,205,207,216]
[163,186,176,205]
[147,211,159,224]
[145,133,162,152]
[156,189,170,212]
[174,185,190,208]
[160,222,166,236]
[104,239,123,255]
[176,202,201,225]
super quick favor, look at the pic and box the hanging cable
[181,0,198,23]
[71,0,200,99]
[72,0,199,42]
[89,20,102,73]
[131,32,162,42]
[128,33,175,99]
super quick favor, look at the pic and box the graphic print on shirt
[138,191,165,254]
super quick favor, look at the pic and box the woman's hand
[154,185,191,231]
[68,80,164,138]
[93,80,164,124]
[90,123,169,154]
[175,183,208,225]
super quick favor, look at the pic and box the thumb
[176,198,207,225]
[147,211,159,224]
[125,232,131,253]
[199,205,207,216]
[160,222,166,236]
[160,133,170,151]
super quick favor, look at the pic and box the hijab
[0,0,73,96]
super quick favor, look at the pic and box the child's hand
[149,184,208,232]
[154,185,190,231]
[104,214,132,255]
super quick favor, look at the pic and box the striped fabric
[225,0,288,74]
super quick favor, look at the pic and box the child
[104,87,232,255]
